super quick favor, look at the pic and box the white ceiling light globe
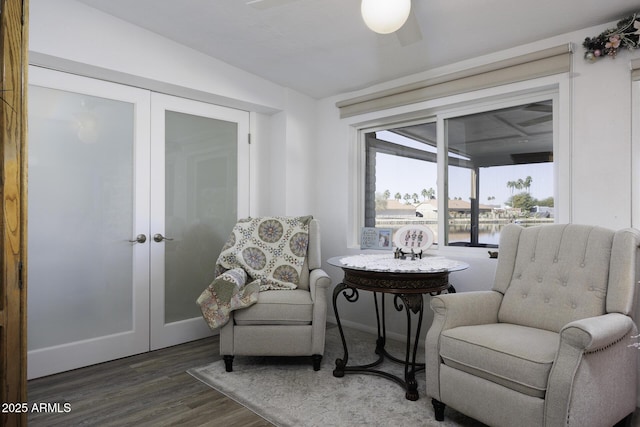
[361,0,411,34]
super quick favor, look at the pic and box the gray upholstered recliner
[426,224,640,427]
[220,218,331,371]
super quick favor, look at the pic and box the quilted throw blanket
[197,216,312,329]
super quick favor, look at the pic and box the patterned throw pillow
[216,216,312,290]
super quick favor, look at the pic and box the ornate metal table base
[331,267,455,401]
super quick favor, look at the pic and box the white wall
[29,0,640,342]
[29,0,318,218]
[314,21,640,340]
[571,38,634,228]
[29,0,284,113]
[267,89,317,216]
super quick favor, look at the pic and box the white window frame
[346,75,572,256]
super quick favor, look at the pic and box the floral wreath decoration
[583,12,640,61]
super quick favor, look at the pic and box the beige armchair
[220,218,331,371]
[426,224,640,427]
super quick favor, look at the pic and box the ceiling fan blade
[395,8,422,46]
[246,0,300,10]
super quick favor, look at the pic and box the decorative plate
[393,225,434,251]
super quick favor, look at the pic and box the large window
[364,100,554,248]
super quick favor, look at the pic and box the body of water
[375,219,552,248]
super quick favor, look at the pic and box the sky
[374,132,554,207]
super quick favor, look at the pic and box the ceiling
[74,0,639,99]
[391,101,553,168]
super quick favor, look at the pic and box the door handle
[153,233,174,243]
[128,234,147,244]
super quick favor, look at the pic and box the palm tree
[426,187,435,200]
[523,176,533,193]
[403,193,411,204]
[412,193,419,204]
[421,188,428,200]
[394,192,402,202]
[383,189,391,200]
[507,181,516,195]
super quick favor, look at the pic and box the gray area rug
[188,326,486,427]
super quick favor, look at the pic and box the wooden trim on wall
[0,0,28,426]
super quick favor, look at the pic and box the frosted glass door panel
[150,93,249,349]
[164,111,239,322]
[27,67,151,379]
[28,86,134,346]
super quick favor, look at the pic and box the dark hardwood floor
[27,336,274,427]
[27,334,640,427]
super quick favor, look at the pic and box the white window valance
[336,44,573,119]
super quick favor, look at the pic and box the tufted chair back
[494,224,637,333]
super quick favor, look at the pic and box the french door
[27,67,249,378]
[149,92,249,349]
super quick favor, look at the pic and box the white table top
[328,254,468,273]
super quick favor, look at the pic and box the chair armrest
[425,290,502,401]
[560,313,635,352]
[309,268,331,302]
[430,290,503,331]
[545,313,637,426]
[309,268,331,354]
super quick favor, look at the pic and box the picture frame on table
[360,227,393,250]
